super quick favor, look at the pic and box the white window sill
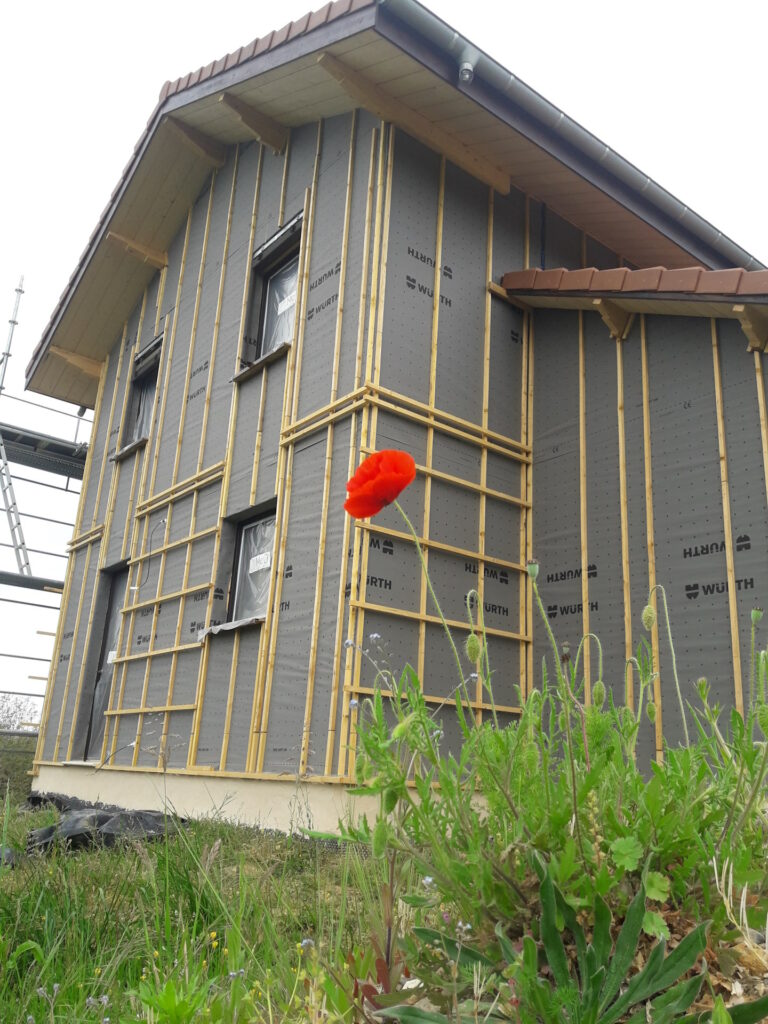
[197,616,265,642]
[110,437,148,463]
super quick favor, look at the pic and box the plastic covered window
[232,516,276,621]
[242,251,299,366]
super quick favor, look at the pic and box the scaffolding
[0,278,90,728]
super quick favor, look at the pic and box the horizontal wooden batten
[351,598,527,642]
[126,525,218,566]
[348,683,521,715]
[110,641,202,665]
[361,521,525,572]
[122,582,212,615]
[358,450,528,507]
[136,463,224,516]
[104,703,197,717]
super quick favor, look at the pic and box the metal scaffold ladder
[0,278,31,575]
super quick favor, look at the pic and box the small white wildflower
[301,938,315,950]
[469,673,479,680]
[349,699,359,710]
[368,633,381,641]
[423,876,434,888]
[343,638,355,649]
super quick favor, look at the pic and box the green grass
[0,781,378,1023]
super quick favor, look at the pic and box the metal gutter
[377,0,764,271]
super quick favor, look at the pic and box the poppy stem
[393,500,470,706]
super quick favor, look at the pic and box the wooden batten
[733,304,768,352]
[329,123,378,776]
[149,211,193,498]
[640,316,663,759]
[52,544,93,761]
[710,319,743,715]
[219,93,287,154]
[578,311,591,697]
[254,166,319,773]
[164,115,227,168]
[342,122,390,779]
[49,346,102,378]
[218,632,241,770]
[106,232,167,271]
[616,335,633,708]
[90,325,128,530]
[316,53,509,195]
[525,314,534,688]
[416,154,445,686]
[754,351,768,513]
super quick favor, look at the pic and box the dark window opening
[122,333,163,448]
[240,214,302,369]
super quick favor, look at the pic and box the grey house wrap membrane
[23,0,768,817]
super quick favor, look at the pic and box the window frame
[117,332,163,456]
[227,511,277,626]
[238,213,303,377]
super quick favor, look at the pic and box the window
[241,214,302,369]
[230,514,276,622]
[122,332,162,449]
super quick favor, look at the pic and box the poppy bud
[696,677,709,703]
[647,701,657,724]
[641,604,656,631]
[592,679,606,709]
[465,632,482,663]
[527,559,539,581]
[757,704,768,738]
[752,608,764,626]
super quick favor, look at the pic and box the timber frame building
[28,0,768,826]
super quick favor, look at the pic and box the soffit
[25,10,740,406]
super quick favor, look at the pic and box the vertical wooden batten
[616,333,633,708]
[254,120,323,773]
[578,311,591,698]
[331,124,378,776]
[754,350,768,512]
[300,112,357,775]
[640,315,663,759]
[340,121,389,779]
[711,318,744,715]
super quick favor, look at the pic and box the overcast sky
[1,0,766,702]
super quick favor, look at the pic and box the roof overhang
[502,266,768,349]
[26,0,764,407]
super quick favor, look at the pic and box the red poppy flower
[344,449,416,518]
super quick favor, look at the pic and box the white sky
[1,0,767,706]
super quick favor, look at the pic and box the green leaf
[642,910,670,940]
[592,894,612,969]
[711,995,734,1024]
[539,870,571,989]
[645,870,671,902]
[726,994,768,1024]
[610,835,644,872]
[494,922,519,965]
[622,973,704,1024]
[373,1008,449,1022]
[598,883,646,1013]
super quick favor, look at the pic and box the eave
[26,0,763,408]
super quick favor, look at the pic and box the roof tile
[500,269,538,290]
[696,269,744,294]
[533,268,564,290]
[658,268,702,291]
[289,13,311,38]
[737,270,768,295]
[623,267,664,291]
[254,32,275,56]
[590,268,628,291]
[308,1,333,29]
[560,268,596,290]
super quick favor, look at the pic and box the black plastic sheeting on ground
[20,793,183,857]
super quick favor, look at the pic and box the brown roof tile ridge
[502,265,768,298]
[157,0,375,103]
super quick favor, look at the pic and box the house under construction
[26,0,768,827]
